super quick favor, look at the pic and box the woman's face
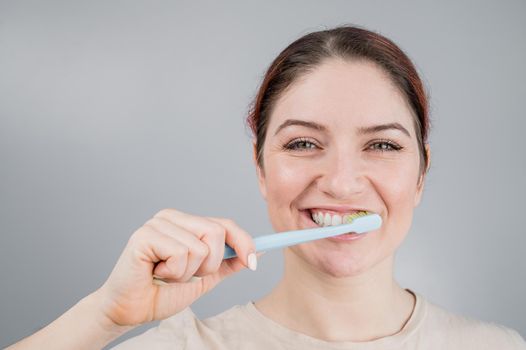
[256,58,426,277]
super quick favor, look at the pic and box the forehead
[267,58,415,133]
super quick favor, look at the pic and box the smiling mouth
[307,209,371,227]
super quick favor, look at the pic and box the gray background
[1,0,525,348]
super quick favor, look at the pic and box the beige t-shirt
[111,290,525,349]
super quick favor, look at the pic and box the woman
[8,25,525,350]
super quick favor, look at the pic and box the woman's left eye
[367,140,402,152]
[283,138,319,151]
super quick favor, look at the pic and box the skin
[253,58,430,342]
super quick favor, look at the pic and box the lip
[299,209,368,243]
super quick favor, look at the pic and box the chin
[319,254,371,277]
[292,244,373,278]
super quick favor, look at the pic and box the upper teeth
[310,210,366,227]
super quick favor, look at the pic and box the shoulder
[419,295,525,349]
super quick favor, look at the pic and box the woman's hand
[6,209,258,350]
[96,208,258,327]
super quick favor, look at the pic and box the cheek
[264,156,315,229]
[372,160,419,245]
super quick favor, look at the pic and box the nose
[316,148,367,200]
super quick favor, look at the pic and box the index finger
[206,217,256,270]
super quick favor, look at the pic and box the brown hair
[246,25,430,174]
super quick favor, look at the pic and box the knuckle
[155,208,179,218]
[175,244,189,257]
[223,218,236,227]
[127,231,152,258]
[144,218,159,227]
[129,226,151,244]
[210,222,226,236]
[153,209,166,218]
[194,243,209,260]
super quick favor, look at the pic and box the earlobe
[424,143,431,174]
[256,165,267,200]
[414,174,425,206]
[414,144,431,207]
[253,142,268,200]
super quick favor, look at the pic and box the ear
[253,142,268,201]
[414,143,431,207]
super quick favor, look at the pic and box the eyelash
[366,139,403,152]
[283,138,320,151]
[283,138,403,152]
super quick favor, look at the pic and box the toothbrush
[152,212,382,285]
[223,212,382,259]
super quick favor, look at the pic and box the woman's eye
[368,141,402,152]
[284,139,319,151]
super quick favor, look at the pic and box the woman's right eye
[283,138,319,151]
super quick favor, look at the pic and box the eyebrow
[357,122,411,137]
[273,119,327,135]
[273,119,411,137]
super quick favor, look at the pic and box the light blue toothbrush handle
[223,213,382,259]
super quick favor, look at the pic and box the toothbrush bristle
[343,211,370,224]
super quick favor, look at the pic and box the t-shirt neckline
[242,289,427,349]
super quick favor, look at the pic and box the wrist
[82,289,135,342]
[5,289,137,350]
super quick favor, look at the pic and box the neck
[254,250,415,342]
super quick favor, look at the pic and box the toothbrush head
[342,211,371,224]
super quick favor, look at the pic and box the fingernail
[247,252,257,271]
[189,276,203,283]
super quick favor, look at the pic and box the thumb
[181,251,267,297]
[201,251,266,291]
[206,256,248,287]
[216,251,266,279]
